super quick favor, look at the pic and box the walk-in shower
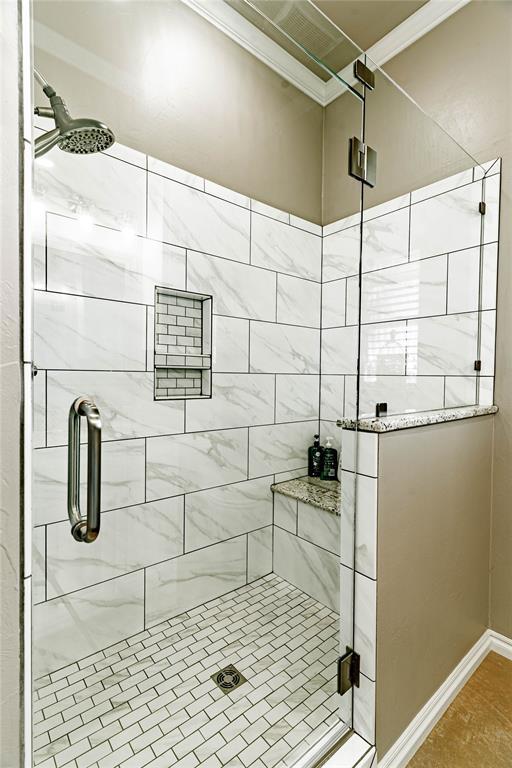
[25,2,500,768]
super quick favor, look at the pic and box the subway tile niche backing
[154,286,212,400]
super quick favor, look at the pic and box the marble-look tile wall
[320,160,500,426]
[32,140,322,678]
[339,429,379,746]
[273,494,340,612]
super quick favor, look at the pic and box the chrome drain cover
[211,664,247,695]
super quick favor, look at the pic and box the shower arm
[34,67,56,97]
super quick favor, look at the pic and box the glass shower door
[29,4,367,768]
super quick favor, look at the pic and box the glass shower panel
[30,4,365,768]
[358,64,499,419]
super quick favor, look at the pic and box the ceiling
[312,0,429,51]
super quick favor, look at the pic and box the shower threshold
[34,574,341,768]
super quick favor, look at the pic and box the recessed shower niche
[154,286,213,400]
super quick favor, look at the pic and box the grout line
[321,238,499,285]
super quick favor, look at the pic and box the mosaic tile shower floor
[34,575,341,768]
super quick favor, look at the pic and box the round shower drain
[211,664,247,694]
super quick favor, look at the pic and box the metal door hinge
[338,647,360,695]
[349,137,377,188]
[479,201,486,215]
[354,59,375,91]
[474,360,482,372]
[31,363,38,378]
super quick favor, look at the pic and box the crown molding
[182,0,471,108]
[179,0,327,104]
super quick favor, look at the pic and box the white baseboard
[488,628,512,660]
[377,627,512,768]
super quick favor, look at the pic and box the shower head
[34,69,115,159]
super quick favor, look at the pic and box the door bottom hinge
[474,359,482,372]
[479,201,486,215]
[338,647,360,695]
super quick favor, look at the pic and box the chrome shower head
[34,69,115,159]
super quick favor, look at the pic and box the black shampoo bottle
[308,434,323,477]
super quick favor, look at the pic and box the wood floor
[407,651,512,768]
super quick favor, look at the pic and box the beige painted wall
[325,0,512,640]
[0,0,24,765]
[33,0,324,223]
[380,0,512,643]
[376,416,494,756]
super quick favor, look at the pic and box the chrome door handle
[68,396,102,543]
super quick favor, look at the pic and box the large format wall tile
[361,255,447,324]
[353,674,376,745]
[33,571,144,678]
[360,321,407,376]
[249,421,315,477]
[33,439,146,526]
[146,428,248,500]
[251,213,321,281]
[212,316,249,373]
[32,527,46,605]
[273,493,297,533]
[445,376,477,408]
[185,477,272,552]
[273,527,338,611]
[361,206,409,273]
[410,180,483,260]
[363,193,410,223]
[323,224,360,282]
[481,310,496,376]
[354,572,377,681]
[358,375,445,417]
[276,274,321,328]
[321,326,358,375]
[33,369,46,448]
[46,371,184,445]
[187,250,276,321]
[34,292,146,371]
[322,279,346,329]
[248,527,273,580]
[145,536,247,627]
[147,173,250,262]
[340,431,378,478]
[406,313,478,376]
[148,156,204,191]
[411,168,473,204]
[447,243,498,314]
[320,375,345,422]
[297,502,340,556]
[250,322,320,374]
[340,471,377,580]
[275,374,319,423]
[33,150,147,235]
[46,497,184,598]
[46,213,186,303]
[185,373,274,431]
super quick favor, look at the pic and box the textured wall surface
[33,0,324,223]
[376,416,494,756]
[378,0,512,645]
